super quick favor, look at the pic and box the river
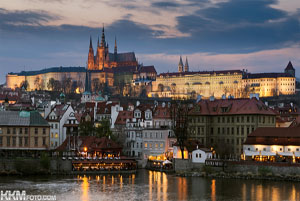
[0,170,299,201]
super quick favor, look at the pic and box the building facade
[150,60,296,99]
[188,98,276,156]
[0,111,50,156]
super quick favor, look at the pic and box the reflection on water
[0,170,300,201]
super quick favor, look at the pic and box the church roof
[140,66,157,73]
[109,52,136,62]
[10,67,86,76]
[285,61,295,71]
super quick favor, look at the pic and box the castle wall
[6,74,25,89]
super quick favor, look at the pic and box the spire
[89,36,93,49]
[178,56,183,72]
[101,25,106,47]
[114,36,117,54]
[84,70,91,93]
[184,57,189,72]
[285,61,295,77]
[97,36,99,47]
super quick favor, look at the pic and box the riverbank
[176,170,300,182]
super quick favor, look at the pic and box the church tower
[87,36,94,70]
[178,56,183,73]
[284,61,295,77]
[184,57,189,72]
[82,69,92,103]
[114,36,118,61]
[95,26,109,70]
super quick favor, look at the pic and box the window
[0,128,3,134]
[34,137,38,147]
[19,137,22,147]
[7,128,10,134]
[149,143,152,148]
[55,124,58,129]
[196,153,198,158]
[288,148,291,151]
[248,148,250,151]
[296,148,299,152]
[160,143,163,148]
[25,128,28,134]
[144,143,148,148]
[241,127,244,135]
[141,143,143,148]
[0,136,2,146]
[280,148,282,151]
[43,128,46,135]
[35,128,38,134]
[199,154,201,158]
[55,133,58,138]
[12,137,16,146]
[19,128,22,134]
[43,137,46,146]
[13,128,16,134]
[263,148,266,151]
[6,137,10,146]
[256,148,258,151]
[155,143,158,148]
[24,137,28,146]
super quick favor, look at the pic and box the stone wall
[174,159,205,172]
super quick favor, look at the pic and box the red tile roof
[190,98,276,116]
[115,110,133,125]
[244,127,300,146]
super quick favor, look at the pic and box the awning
[163,160,172,164]
[244,150,260,156]
[261,151,276,156]
[278,152,294,156]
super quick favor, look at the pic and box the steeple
[87,36,94,70]
[114,36,117,54]
[84,69,91,93]
[178,56,183,73]
[97,36,99,47]
[89,36,93,49]
[285,61,295,77]
[184,57,189,72]
[101,25,106,47]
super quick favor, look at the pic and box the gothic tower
[184,57,189,72]
[95,26,109,70]
[284,61,295,77]
[87,36,94,70]
[178,56,183,73]
[114,36,118,61]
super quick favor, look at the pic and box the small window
[196,153,198,158]
[256,148,258,151]
[263,148,266,151]
[7,128,10,134]
[35,128,38,134]
[247,148,250,151]
[43,128,46,135]
[280,148,282,151]
[288,148,291,151]
[55,133,58,138]
[199,154,202,158]
[296,148,299,152]
[19,128,22,134]
[25,128,28,134]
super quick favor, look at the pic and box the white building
[192,148,212,163]
[46,103,74,149]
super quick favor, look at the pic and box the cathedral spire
[89,36,93,49]
[114,36,117,54]
[101,25,106,47]
[97,36,99,47]
[178,56,183,73]
[184,57,189,72]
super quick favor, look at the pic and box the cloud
[0,8,59,26]
[151,1,181,9]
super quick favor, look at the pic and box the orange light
[84,147,87,152]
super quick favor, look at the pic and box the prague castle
[6,27,142,92]
[150,58,296,99]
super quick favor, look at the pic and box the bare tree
[170,100,191,159]
[34,77,40,90]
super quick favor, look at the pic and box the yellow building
[150,59,295,99]
[189,98,276,156]
[0,111,50,153]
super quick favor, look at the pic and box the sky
[1,0,300,84]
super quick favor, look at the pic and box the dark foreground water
[0,170,300,201]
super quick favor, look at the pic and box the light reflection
[211,179,216,201]
[81,176,89,201]
[120,175,123,190]
[162,172,168,201]
[149,171,153,200]
[103,176,106,192]
[157,171,161,201]
[178,177,187,200]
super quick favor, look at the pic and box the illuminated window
[55,133,58,138]
[144,143,148,148]
[0,128,2,134]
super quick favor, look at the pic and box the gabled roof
[244,127,300,146]
[189,98,276,116]
[0,111,49,126]
[140,66,157,74]
[46,104,70,121]
[115,111,133,125]
[285,61,295,71]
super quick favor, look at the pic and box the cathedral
[87,27,138,70]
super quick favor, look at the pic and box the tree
[62,77,72,94]
[158,83,164,92]
[20,80,29,90]
[53,80,62,92]
[71,81,78,93]
[94,119,112,138]
[47,78,55,91]
[170,100,191,159]
[79,121,95,136]
[34,77,40,90]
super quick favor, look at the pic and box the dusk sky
[1,0,300,84]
